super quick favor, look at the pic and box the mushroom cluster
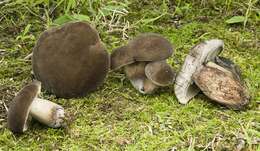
[7,81,65,133]
[111,33,176,94]
[6,21,251,134]
[174,39,249,109]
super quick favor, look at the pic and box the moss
[0,0,259,150]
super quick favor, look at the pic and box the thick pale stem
[130,78,145,93]
[30,98,65,128]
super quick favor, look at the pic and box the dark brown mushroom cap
[32,22,110,98]
[124,62,158,94]
[143,78,159,94]
[111,33,173,70]
[193,62,250,110]
[145,61,176,86]
[124,62,147,80]
[7,81,41,133]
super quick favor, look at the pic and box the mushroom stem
[30,98,65,128]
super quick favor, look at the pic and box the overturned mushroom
[193,61,250,109]
[111,33,173,70]
[33,21,109,98]
[174,39,224,104]
[7,81,65,133]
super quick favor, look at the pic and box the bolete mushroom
[111,33,173,70]
[124,62,159,94]
[192,61,250,109]
[145,61,176,87]
[7,81,65,133]
[124,61,175,94]
[32,21,109,98]
[111,33,175,94]
[174,39,224,104]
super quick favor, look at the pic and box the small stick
[3,101,8,112]
[24,52,33,60]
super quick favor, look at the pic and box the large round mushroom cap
[111,33,173,70]
[193,62,249,109]
[145,61,176,86]
[7,81,41,133]
[32,22,109,98]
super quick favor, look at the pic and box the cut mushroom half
[111,33,173,70]
[7,81,65,133]
[33,21,109,98]
[193,61,250,109]
[174,39,224,104]
[145,61,176,86]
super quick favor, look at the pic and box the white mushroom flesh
[30,98,65,128]
[129,78,145,94]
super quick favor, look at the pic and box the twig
[24,52,33,60]
[203,134,220,151]
[0,49,6,54]
[3,101,8,112]
[0,0,10,5]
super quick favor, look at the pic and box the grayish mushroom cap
[111,33,173,70]
[33,21,109,98]
[174,39,224,104]
[7,81,41,133]
[145,61,176,86]
[193,61,250,110]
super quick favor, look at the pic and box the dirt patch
[0,85,17,128]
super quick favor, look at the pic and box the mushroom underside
[193,62,249,109]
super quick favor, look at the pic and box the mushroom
[192,60,250,109]
[111,33,173,70]
[124,61,175,94]
[124,62,159,94]
[145,61,176,87]
[124,62,148,93]
[174,39,224,104]
[32,21,110,98]
[7,81,65,133]
[111,33,175,94]
[215,56,242,82]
